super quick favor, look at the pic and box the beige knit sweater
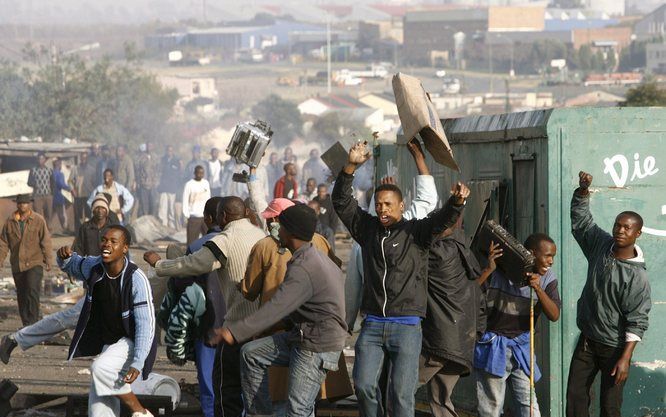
[155,218,266,322]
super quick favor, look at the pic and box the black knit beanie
[278,204,317,242]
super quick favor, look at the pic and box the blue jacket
[53,169,71,206]
[474,331,541,381]
[59,254,157,378]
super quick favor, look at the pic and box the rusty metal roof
[0,141,91,157]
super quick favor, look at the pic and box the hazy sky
[0,0,661,26]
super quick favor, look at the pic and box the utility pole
[327,19,332,95]
[488,39,494,94]
[505,78,511,113]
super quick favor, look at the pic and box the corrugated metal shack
[377,107,665,417]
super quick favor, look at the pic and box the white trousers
[89,337,135,417]
[158,192,177,229]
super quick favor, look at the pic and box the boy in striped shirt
[474,233,561,417]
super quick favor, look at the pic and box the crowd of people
[16,142,362,248]
[0,138,652,417]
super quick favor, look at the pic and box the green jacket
[571,191,651,347]
[158,280,206,364]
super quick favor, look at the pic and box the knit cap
[278,204,317,242]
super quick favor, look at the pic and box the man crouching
[57,225,157,417]
[211,204,348,417]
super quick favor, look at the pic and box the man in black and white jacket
[332,140,469,417]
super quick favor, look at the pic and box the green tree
[0,61,33,138]
[251,94,303,147]
[528,39,567,73]
[311,112,371,148]
[619,40,649,71]
[0,48,178,145]
[622,81,666,106]
[578,45,594,71]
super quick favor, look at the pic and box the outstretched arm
[145,246,222,278]
[221,266,314,344]
[571,171,612,258]
[57,246,99,282]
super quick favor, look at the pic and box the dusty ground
[0,234,356,415]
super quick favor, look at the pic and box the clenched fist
[578,171,593,195]
[57,246,73,260]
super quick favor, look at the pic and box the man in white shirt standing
[183,165,211,245]
[208,148,223,197]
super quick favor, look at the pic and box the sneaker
[0,335,18,364]
[131,409,154,417]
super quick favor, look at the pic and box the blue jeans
[353,320,422,417]
[240,332,341,417]
[14,297,83,350]
[475,347,540,417]
[195,339,217,417]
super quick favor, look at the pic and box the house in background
[298,94,387,133]
[646,42,666,74]
[564,90,625,107]
[634,4,666,40]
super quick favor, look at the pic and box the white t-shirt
[183,178,211,218]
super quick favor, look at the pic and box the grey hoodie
[571,191,651,347]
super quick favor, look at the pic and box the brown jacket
[0,210,53,273]
[241,233,341,306]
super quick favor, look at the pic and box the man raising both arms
[332,140,469,417]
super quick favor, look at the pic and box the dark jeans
[74,196,90,230]
[214,343,244,417]
[13,266,43,325]
[566,335,626,417]
[137,187,158,217]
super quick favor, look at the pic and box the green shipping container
[376,107,665,417]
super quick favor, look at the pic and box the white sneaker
[131,410,154,417]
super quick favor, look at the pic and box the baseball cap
[261,198,295,219]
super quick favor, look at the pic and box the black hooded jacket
[422,229,484,374]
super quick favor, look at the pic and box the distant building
[634,4,666,41]
[646,43,666,74]
[582,0,625,17]
[403,8,488,65]
[145,20,327,58]
[564,90,625,107]
[572,27,633,51]
[298,94,369,117]
[158,76,218,101]
[544,8,619,32]
[298,94,387,133]
[488,6,545,32]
